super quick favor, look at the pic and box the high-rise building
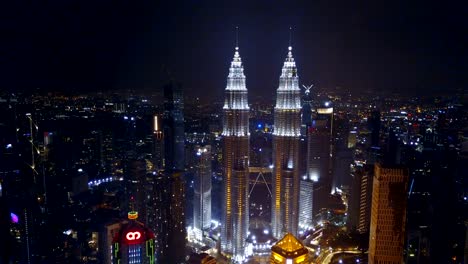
[146,173,170,262]
[146,170,186,264]
[161,80,187,263]
[368,110,381,148]
[271,46,301,238]
[167,170,186,264]
[307,110,333,217]
[368,164,409,264]
[111,212,156,264]
[298,85,314,232]
[152,114,164,169]
[270,233,309,264]
[163,81,185,171]
[193,145,212,241]
[99,219,126,264]
[124,159,147,222]
[221,46,250,262]
[307,108,333,186]
[0,102,44,264]
[300,85,313,132]
[347,165,373,234]
[298,177,314,231]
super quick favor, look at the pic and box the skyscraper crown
[278,46,300,91]
[226,47,247,91]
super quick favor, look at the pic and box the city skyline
[0,2,467,264]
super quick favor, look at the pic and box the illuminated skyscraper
[221,46,250,261]
[368,164,409,264]
[111,212,155,264]
[299,86,314,231]
[270,233,309,264]
[271,46,301,238]
[298,177,313,231]
[193,145,212,240]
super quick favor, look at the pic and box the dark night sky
[1,1,467,100]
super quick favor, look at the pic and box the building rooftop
[271,233,308,258]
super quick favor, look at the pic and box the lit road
[320,250,361,264]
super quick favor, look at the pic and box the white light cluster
[225,48,247,91]
[272,130,301,137]
[273,47,302,138]
[87,176,121,187]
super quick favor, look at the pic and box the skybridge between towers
[248,166,273,196]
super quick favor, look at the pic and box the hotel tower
[271,46,302,238]
[221,46,250,261]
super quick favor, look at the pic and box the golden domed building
[270,233,309,264]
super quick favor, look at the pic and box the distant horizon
[1,1,466,101]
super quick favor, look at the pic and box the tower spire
[236,26,239,50]
[289,26,292,49]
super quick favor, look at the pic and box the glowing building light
[10,213,19,223]
[125,231,142,241]
[153,115,158,131]
[317,107,333,114]
[128,211,138,220]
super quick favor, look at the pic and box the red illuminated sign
[126,231,141,241]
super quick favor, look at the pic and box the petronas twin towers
[221,45,302,261]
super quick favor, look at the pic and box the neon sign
[126,231,141,241]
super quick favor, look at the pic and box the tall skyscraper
[146,173,170,263]
[163,81,185,171]
[298,85,314,232]
[368,110,381,148]
[193,145,212,241]
[347,164,373,234]
[307,108,333,186]
[300,84,313,131]
[271,46,302,238]
[298,177,314,231]
[124,159,147,223]
[221,46,250,262]
[161,80,187,263]
[146,170,186,264]
[368,164,409,264]
[167,170,186,264]
[307,108,333,217]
